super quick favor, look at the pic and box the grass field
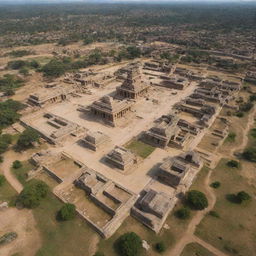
[195,158,256,256]
[11,160,34,185]
[181,242,215,256]
[125,140,155,159]
[0,178,17,205]
[34,193,98,256]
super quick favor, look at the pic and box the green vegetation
[208,210,220,218]
[0,74,24,94]
[7,59,40,71]
[115,232,142,256]
[175,207,191,220]
[186,190,208,210]
[155,241,166,253]
[12,160,22,169]
[225,132,236,143]
[0,174,5,186]
[210,181,221,189]
[0,133,12,155]
[58,203,76,221]
[8,49,34,57]
[235,112,244,118]
[227,191,251,204]
[250,128,256,138]
[242,147,256,162]
[196,159,256,256]
[17,179,49,208]
[16,128,39,150]
[126,140,155,158]
[0,99,24,129]
[11,160,33,185]
[93,252,105,256]
[34,192,97,256]
[0,177,17,205]
[226,159,239,168]
[181,242,215,256]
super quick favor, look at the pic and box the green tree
[227,160,239,168]
[16,128,39,149]
[243,147,256,162]
[17,180,49,208]
[41,59,67,78]
[116,232,142,256]
[58,203,76,221]
[237,191,251,203]
[187,190,208,210]
[175,207,190,219]
[155,242,166,253]
[12,160,22,169]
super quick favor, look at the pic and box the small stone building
[105,146,137,170]
[81,131,110,151]
[158,157,189,188]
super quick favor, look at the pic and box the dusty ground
[0,208,41,256]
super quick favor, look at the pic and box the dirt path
[0,150,31,193]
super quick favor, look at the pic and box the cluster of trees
[181,50,210,64]
[227,191,251,204]
[16,128,39,150]
[7,59,40,76]
[0,133,12,159]
[0,74,24,95]
[0,174,5,186]
[160,51,180,64]
[0,99,24,129]
[7,50,34,58]
[17,179,49,208]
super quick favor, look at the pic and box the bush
[58,203,76,221]
[227,160,239,168]
[236,112,244,118]
[116,232,142,256]
[175,207,190,219]
[210,181,221,188]
[226,132,236,142]
[239,102,253,112]
[209,210,220,218]
[17,180,49,208]
[12,160,22,169]
[155,242,166,253]
[16,128,39,150]
[0,174,5,186]
[187,190,208,210]
[242,147,256,162]
[41,59,67,78]
[236,191,251,203]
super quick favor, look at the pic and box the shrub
[0,174,5,186]
[209,210,220,218]
[226,132,236,142]
[155,241,166,253]
[242,147,256,162]
[210,181,221,188]
[116,232,142,256]
[250,128,256,138]
[239,102,253,112]
[12,160,22,169]
[17,180,49,208]
[187,190,208,210]
[227,160,239,168]
[236,191,251,203]
[175,207,190,219]
[58,203,76,221]
[16,128,39,150]
[236,112,244,118]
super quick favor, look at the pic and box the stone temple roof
[84,131,109,145]
[140,189,170,218]
[107,146,136,165]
